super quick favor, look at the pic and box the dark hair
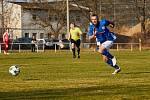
[5,28,8,31]
[70,22,76,27]
[91,14,99,20]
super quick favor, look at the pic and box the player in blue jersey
[88,14,121,74]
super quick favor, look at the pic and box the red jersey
[3,32,9,43]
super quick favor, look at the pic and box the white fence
[82,43,142,51]
[114,43,141,51]
[0,43,45,53]
[0,42,142,53]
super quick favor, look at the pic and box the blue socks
[106,58,119,69]
[102,49,113,59]
[101,49,120,69]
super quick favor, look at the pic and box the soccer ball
[9,65,20,76]
[59,43,64,48]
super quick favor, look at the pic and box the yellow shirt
[70,27,82,41]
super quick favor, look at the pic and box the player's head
[5,29,8,32]
[70,22,75,29]
[90,14,99,26]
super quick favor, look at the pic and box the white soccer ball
[9,65,20,76]
[59,43,64,48]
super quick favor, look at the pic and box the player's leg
[31,44,33,52]
[99,41,121,74]
[33,44,35,52]
[102,55,120,69]
[6,43,9,54]
[71,39,76,58]
[4,43,7,54]
[4,42,9,54]
[99,41,116,65]
[75,39,81,58]
[99,46,114,59]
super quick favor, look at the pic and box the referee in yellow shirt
[69,23,82,58]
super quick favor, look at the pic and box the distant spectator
[3,29,9,55]
[31,35,37,52]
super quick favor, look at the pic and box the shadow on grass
[121,71,150,75]
[2,56,48,60]
[0,84,150,100]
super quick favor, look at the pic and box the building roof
[7,0,69,3]
[6,0,67,9]
[7,0,62,2]
[6,0,85,10]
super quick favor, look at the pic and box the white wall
[22,10,45,39]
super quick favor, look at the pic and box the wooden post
[19,44,21,53]
[131,43,133,51]
[117,43,119,51]
[0,44,1,53]
[55,44,57,53]
[139,38,142,51]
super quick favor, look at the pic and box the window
[54,15,58,21]
[137,0,143,2]
[32,33,37,38]
[76,15,81,22]
[25,33,29,38]
[40,33,44,39]
[63,16,67,21]
[32,14,36,20]
[48,16,52,21]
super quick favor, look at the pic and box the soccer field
[0,50,150,100]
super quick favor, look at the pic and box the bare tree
[21,0,67,39]
[133,0,146,40]
[0,1,21,38]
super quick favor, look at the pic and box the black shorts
[71,39,81,48]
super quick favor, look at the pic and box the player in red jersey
[3,29,9,55]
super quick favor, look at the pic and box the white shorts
[97,41,101,46]
[101,41,113,49]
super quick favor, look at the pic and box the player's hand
[6,44,8,48]
[110,24,114,28]
[93,32,96,36]
[67,37,71,41]
[93,28,97,36]
[92,33,96,39]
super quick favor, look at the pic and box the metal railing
[82,42,142,52]
[114,43,141,51]
[0,43,45,53]
[0,42,142,53]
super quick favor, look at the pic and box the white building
[3,0,87,39]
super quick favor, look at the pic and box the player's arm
[89,35,96,40]
[3,33,6,43]
[88,26,96,40]
[101,19,115,28]
[77,27,82,36]
[79,28,82,35]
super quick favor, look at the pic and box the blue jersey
[88,19,116,43]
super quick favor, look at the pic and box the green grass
[0,50,150,100]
